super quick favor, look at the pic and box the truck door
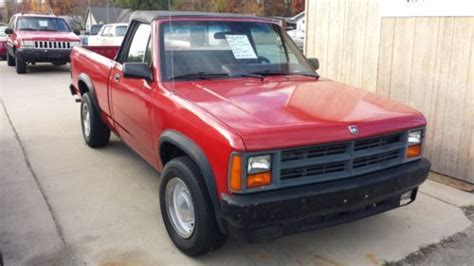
[109,23,155,164]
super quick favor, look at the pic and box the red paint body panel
[70,17,427,197]
[170,77,426,151]
[0,38,6,56]
[13,30,80,42]
[81,45,120,60]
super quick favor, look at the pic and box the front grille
[282,143,346,162]
[34,41,72,49]
[353,150,400,169]
[281,161,346,180]
[278,133,406,185]
[354,134,401,151]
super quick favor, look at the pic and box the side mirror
[73,29,81,36]
[123,63,153,81]
[308,58,319,71]
[5,28,13,35]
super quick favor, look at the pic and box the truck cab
[69,11,430,256]
[87,23,128,46]
[5,13,81,74]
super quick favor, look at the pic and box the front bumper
[17,48,71,63]
[221,158,430,242]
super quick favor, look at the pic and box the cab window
[125,24,151,63]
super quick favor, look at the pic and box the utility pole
[106,0,109,23]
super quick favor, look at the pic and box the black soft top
[130,10,278,24]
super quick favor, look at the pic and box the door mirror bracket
[307,58,319,71]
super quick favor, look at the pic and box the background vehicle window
[91,24,103,35]
[126,24,151,63]
[116,26,128,37]
[0,27,6,37]
[102,26,111,36]
[16,17,70,32]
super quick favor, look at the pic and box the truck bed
[70,46,118,121]
[81,45,120,60]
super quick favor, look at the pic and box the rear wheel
[160,157,226,256]
[7,52,15,66]
[80,93,110,148]
[15,53,26,74]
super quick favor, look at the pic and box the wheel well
[160,142,187,166]
[78,80,89,95]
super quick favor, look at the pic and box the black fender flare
[159,130,226,233]
[78,73,99,111]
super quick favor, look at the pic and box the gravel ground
[386,205,474,266]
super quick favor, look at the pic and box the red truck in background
[5,13,81,74]
[69,11,431,256]
[0,25,7,59]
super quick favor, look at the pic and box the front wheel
[7,52,15,66]
[160,157,226,256]
[80,93,110,148]
[15,53,26,74]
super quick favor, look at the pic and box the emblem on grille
[348,125,359,135]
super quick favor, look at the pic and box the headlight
[70,41,81,47]
[407,129,423,158]
[21,40,35,48]
[408,130,422,145]
[247,155,271,174]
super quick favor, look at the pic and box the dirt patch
[385,206,474,266]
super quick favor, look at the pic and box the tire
[15,53,27,74]
[160,156,226,256]
[80,93,110,148]
[7,52,15,66]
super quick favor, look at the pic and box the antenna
[168,0,175,92]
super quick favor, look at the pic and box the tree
[113,0,169,10]
[291,0,305,15]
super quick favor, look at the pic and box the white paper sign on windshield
[225,35,257,59]
[39,20,49,27]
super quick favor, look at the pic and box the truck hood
[172,77,426,151]
[16,31,80,42]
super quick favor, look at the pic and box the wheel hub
[82,103,91,138]
[165,178,195,239]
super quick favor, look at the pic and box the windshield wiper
[230,73,264,81]
[250,70,319,79]
[250,70,288,76]
[18,28,38,31]
[288,72,319,78]
[170,72,229,80]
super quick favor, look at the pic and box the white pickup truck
[87,23,128,46]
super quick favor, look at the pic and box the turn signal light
[407,144,421,158]
[229,155,242,192]
[247,171,271,189]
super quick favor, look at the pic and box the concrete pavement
[1,62,473,266]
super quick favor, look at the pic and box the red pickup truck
[69,11,430,256]
[5,13,81,74]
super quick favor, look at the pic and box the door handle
[114,73,120,83]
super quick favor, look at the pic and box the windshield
[91,24,103,35]
[160,21,315,81]
[116,26,128,37]
[17,17,71,32]
[0,27,6,37]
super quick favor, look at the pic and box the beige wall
[305,0,474,183]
